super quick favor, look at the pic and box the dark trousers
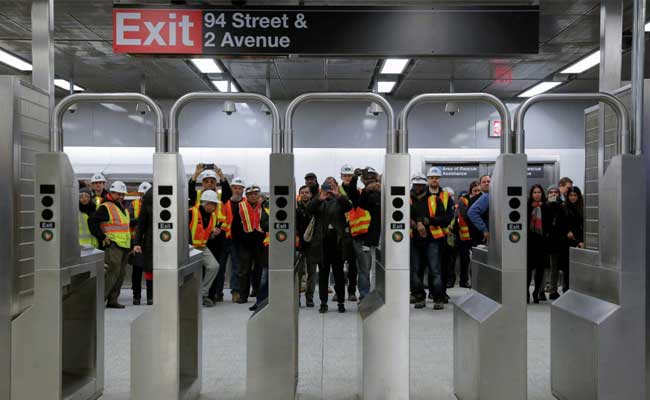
[211,239,241,299]
[343,237,357,295]
[104,245,129,304]
[238,240,264,301]
[410,239,444,302]
[458,240,472,286]
[254,247,270,306]
[443,243,457,287]
[319,229,345,305]
[527,253,547,298]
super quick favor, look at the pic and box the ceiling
[0,0,631,99]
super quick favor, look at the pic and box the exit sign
[489,120,502,138]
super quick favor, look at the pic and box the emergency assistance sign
[113,6,539,56]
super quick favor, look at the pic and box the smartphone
[203,163,215,170]
[321,183,331,192]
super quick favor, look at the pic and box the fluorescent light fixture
[212,80,238,92]
[54,79,85,92]
[377,81,396,93]
[518,81,563,98]
[560,50,600,74]
[190,58,222,73]
[0,49,32,71]
[100,103,127,113]
[380,58,409,74]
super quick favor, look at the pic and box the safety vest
[222,201,233,239]
[189,206,217,248]
[239,199,261,233]
[79,212,98,248]
[129,198,142,239]
[457,197,472,241]
[263,207,270,247]
[349,207,371,237]
[427,191,449,239]
[99,202,131,248]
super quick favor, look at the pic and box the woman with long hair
[527,184,552,303]
[558,186,584,292]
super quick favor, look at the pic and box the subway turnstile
[398,94,531,400]
[131,152,203,400]
[512,94,648,400]
[11,152,104,400]
[285,92,408,400]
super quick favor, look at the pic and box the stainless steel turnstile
[286,93,409,400]
[10,92,164,400]
[165,93,295,400]
[425,94,529,400]
[515,94,646,400]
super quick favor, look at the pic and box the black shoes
[414,300,426,309]
[133,298,141,305]
[459,282,471,289]
[249,304,259,311]
[549,292,560,300]
[337,303,346,313]
[348,294,358,302]
[319,304,328,313]
[306,299,315,308]
[106,303,125,309]
[146,298,153,305]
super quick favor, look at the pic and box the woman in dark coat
[527,184,553,304]
[558,186,585,292]
[132,188,153,304]
[306,176,352,314]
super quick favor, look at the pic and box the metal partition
[163,92,293,400]
[286,92,408,400]
[402,94,530,400]
[515,93,646,400]
[10,93,164,400]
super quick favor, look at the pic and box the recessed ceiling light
[645,21,650,32]
[190,58,222,74]
[212,80,238,92]
[377,81,396,93]
[380,59,410,74]
[0,48,32,71]
[518,81,562,98]
[54,79,85,92]
[560,50,600,74]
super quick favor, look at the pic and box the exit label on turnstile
[274,222,289,230]
[507,223,522,230]
[158,222,173,229]
[390,223,405,230]
[39,222,55,229]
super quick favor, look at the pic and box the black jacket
[88,198,129,249]
[561,202,584,247]
[132,189,154,272]
[307,193,352,255]
[527,202,553,256]
[358,187,382,247]
[545,200,565,252]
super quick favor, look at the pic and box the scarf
[530,201,543,235]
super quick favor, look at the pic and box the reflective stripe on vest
[457,197,472,241]
[189,206,217,248]
[427,192,449,239]
[130,199,142,239]
[99,202,131,248]
[239,199,260,233]
[222,201,233,239]
[79,212,98,248]
[349,207,371,237]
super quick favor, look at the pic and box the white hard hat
[245,185,261,194]
[109,181,127,194]
[90,173,106,183]
[199,169,218,182]
[411,173,427,185]
[427,166,442,177]
[231,177,245,187]
[340,164,354,175]
[200,190,219,204]
[137,181,152,194]
[365,166,378,175]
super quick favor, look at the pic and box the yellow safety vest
[130,199,142,239]
[99,202,131,248]
[79,212,98,248]
[339,185,371,237]
[428,191,449,239]
[189,206,217,248]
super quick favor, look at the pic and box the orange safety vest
[428,191,449,239]
[99,201,131,248]
[222,201,233,239]
[189,206,217,248]
[129,198,142,239]
[457,197,472,241]
[349,207,371,237]
[239,199,261,233]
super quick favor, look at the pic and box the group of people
[77,162,583,313]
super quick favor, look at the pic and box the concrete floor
[100,287,554,400]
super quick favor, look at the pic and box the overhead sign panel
[113,6,539,56]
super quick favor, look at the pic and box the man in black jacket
[296,185,317,307]
[132,188,154,305]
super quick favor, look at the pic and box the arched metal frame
[398,93,512,154]
[51,93,165,153]
[168,92,283,153]
[284,92,397,153]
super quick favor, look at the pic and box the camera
[203,163,215,170]
[68,103,78,114]
[444,101,459,116]
[321,183,331,192]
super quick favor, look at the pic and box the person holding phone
[307,177,352,313]
[188,163,227,208]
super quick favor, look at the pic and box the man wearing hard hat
[129,181,152,305]
[88,180,131,309]
[90,172,109,208]
[189,163,227,207]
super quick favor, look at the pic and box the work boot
[306,298,315,308]
[146,298,153,306]
[414,300,426,309]
[319,304,328,314]
[433,302,444,310]
[249,304,259,312]
[133,298,141,306]
[337,303,346,313]
[106,302,125,309]
[231,292,240,303]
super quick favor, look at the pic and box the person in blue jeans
[409,172,451,310]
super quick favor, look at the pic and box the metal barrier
[11,93,164,400]
[515,93,646,400]
[401,94,530,400]
[286,92,408,400]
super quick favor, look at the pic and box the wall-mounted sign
[112,5,539,56]
[527,165,544,178]
[489,120,502,138]
[438,165,480,178]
